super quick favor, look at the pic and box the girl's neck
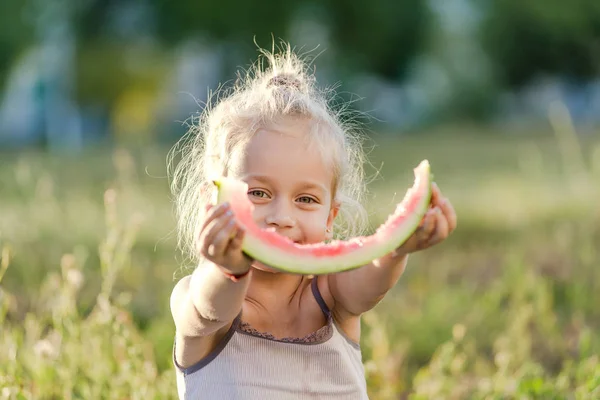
[245,267,307,312]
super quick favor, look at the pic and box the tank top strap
[311,277,331,318]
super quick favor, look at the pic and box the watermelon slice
[213,160,432,274]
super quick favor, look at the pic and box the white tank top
[173,278,369,399]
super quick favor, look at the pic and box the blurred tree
[152,0,291,43]
[69,0,432,106]
[151,0,293,77]
[480,0,600,87]
[149,0,431,81]
[73,0,116,41]
[72,0,167,105]
[4,0,600,131]
[0,0,35,90]
[323,0,431,81]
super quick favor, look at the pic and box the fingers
[397,208,436,253]
[414,208,438,250]
[430,182,442,206]
[438,197,457,233]
[197,200,249,264]
[395,182,457,255]
[228,227,245,251]
[199,209,234,257]
[429,182,457,233]
[200,202,232,233]
[426,207,449,246]
[416,209,437,241]
[207,218,238,257]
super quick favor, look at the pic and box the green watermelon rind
[214,160,432,275]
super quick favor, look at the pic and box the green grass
[1,123,599,399]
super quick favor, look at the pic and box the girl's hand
[395,182,457,255]
[197,203,252,275]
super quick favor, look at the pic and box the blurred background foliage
[1,0,600,149]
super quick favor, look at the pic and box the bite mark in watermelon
[213,160,432,275]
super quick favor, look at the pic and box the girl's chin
[251,262,280,274]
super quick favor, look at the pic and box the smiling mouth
[264,227,300,243]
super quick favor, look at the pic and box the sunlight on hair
[167,41,371,265]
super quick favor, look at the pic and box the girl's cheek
[250,207,268,225]
[308,215,332,237]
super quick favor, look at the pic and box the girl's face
[232,119,339,253]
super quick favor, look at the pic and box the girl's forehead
[230,125,337,187]
[246,128,322,167]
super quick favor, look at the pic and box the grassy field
[1,122,599,399]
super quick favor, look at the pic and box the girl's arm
[170,202,251,339]
[328,183,457,316]
[170,261,250,339]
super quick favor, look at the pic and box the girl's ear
[325,200,341,240]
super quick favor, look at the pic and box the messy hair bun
[267,73,304,91]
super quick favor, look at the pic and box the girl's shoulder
[311,275,362,344]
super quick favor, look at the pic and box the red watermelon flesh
[213,160,432,274]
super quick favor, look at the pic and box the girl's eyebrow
[296,182,327,195]
[243,174,273,185]
[244,174,328,194]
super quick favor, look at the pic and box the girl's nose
[265,214,295,228]
[265,201,296,228]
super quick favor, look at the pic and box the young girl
[168,45,457,400]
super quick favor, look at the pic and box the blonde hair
[168,43,370,265]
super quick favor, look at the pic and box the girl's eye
[248,190,268,198]
[297,196,317,204]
